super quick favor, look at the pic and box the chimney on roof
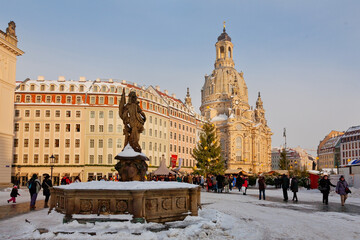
[122,80,126,84]
[96,78,101,82]
[79,76,86,82]
[155,86,160,91]
[109,78,113,83]
[171,93,176,98]
[164,90,168,95]
[37,76,45,81]
[58,76,66,82]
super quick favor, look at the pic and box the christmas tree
[192,122,225,177]
[279,148,289,170]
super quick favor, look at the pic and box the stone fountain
[49,90,200,223]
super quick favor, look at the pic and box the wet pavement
[0,199,45,220]
[245,189,360,216]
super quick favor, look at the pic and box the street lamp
[50,154,55,183]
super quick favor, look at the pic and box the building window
[76,124,80,132]
[98,155,103,164]
[15,95,21,102]
[14,139,18,147]
[44,154,49,163]
[56,110,60,117]
[36,96,41,103]
[60,85,65,91]
[33,154,39,164]
[108,124,113,132]
[55,124,60,132]
[13,154,18,164]
[65,139,70,148]
[108,138,113,148]
[14,110,20,117]
[117,124,122,133]
[23,154,28,164]
[90,155,94,164]
[25,110,30,117]
[99,111,104,118]
[75,139,80,148]
[75,155,80,164]
[65,155,70,164]
[109,97,114,105]
[90,97,95,104]
[142,142,145,150]
[55,139,60,147]
[170,144,172,151]
[24,139,29,147]
[25,95,31,103]
[90,111,95,118]
[76,111,81,118]
[150,116,152,123]
[45,139,49,147]
[66,111,71,117]
[46,96,51,103]
[66,124,71,132]
[25,123,29,132]
[45,110,50,117]
[117,139,122,149]
[99,125,104,132]
[76,96,82,104]
[70,85,75,92]
[34,139,39,147]
[108,154,112,164]
[56,96,61,103]
[90,139,95,148]
[79,85,84,92]
[109,110,113,119]
[99,97,104,104]
[149,129,152,136]
[99,139,103,148]
[149,142,152,150]
[90,125,95,132]
[155,130,157,138]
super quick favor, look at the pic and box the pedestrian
[7,185,20,204]
[290,176,298,202]
[318,175,335,205]
[258,176,266,200]
[74,176,81,183]
[281,174,290,201]
[224,176,230,193]
[242,177,248,195]
[236,174,243,192]
[61,175,71,185]
[336,175,351,206]
[27,174,41,210]
[229,175,233,191]
[41,174,52,208]
[200,176,205,189]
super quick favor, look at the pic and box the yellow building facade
[0,21,23,186]
[200,26,272,173]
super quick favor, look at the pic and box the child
[7,185,20,203]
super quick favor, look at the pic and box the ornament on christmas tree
[204,146,208,150]
[207,158,211,162]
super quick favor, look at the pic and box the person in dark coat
[281,174,290,201]
[7,185,20,203]
[319,175,335,205]
[216,175,224,193]
[258,176,266,200]
[236,174,244,192]
[27,174,41,210]
[42,174,53,208]
[336,175,350,206]
[290,176,299,202]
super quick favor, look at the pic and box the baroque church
[200,25,272,173]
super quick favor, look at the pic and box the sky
[1,0,359,154]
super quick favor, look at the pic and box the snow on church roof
[211,114,228,122]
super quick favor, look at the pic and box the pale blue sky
[2,0,360,153]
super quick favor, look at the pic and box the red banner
[171,155,178,168]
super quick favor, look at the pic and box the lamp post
[50,154,55,183]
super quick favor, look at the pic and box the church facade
[200,26,272,173]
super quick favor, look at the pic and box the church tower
[200,23,272,173]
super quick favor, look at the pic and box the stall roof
[152,160,175,175]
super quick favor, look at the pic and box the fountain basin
[49,181,201,223]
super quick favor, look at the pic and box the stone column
[131,190,145,223]
[189,188,198,216]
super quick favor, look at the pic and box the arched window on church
[211,85,214,94]
[220,46,225,58]
[228,47,232,58]
[236,137,242,149]
[236,151,242,161]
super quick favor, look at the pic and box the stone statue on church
[6,21,16,38]
[118,89,146,153]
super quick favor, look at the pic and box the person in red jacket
[242,177,248,195]
[7,185,20,203]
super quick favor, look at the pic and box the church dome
[217,28,231,42]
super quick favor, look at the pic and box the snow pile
[210,114,228,122]
[55,181,198,190]
[116,144,147,158]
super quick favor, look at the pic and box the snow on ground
[0,187,359,239]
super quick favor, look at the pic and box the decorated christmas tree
[192,122,225,177]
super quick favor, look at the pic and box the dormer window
[101,86,107,92]
[40,85,45,91]
[93,86,98,92]
[50,85,55,91]
[70,85,75,92]
[20,85,25,91]
[30,84,35,91]
[60,85,65,91]
[79,85,84,92]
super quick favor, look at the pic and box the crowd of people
[6,172,352,210]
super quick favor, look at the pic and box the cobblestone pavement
[0,199,45,220]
